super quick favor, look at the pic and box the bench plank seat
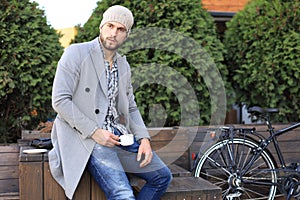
[19,144,221,200]
[131,173,221,200]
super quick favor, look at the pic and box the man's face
[100,22,128,51]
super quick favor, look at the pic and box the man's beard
[100,34,122,51]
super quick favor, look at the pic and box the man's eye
[107,24,113,28]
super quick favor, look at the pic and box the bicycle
[193,106,300,200]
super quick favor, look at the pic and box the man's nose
[110,28,118,36]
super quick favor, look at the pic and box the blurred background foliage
[224,0,300,122]
[0,0,299,143]
[0,0,63,142]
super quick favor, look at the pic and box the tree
[74,0,232,127]
[224,0,300,122]
[0,0,64,142]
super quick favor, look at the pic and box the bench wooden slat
[0,153,19,166]
[0,166,18,180]
[43,163,65,199]
[19,162,43,200]
[91,177,106,200]
[0,179,19,193]
[0,192,19,200]
[0,145,19,153]
[168,164,191,177]
[132,176,221,200]
[73,170,92,200]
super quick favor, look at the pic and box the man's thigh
[87,144,135,199]
[117,149,167,174]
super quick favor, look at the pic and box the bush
[224,0,300,122]
[74,0,232,127]
[0,0,64,142]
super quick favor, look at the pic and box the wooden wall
[202,0,250,12]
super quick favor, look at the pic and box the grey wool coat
[49,37,150,199]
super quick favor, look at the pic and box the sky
[31,0,99,29]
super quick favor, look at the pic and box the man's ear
[125,30,130,39]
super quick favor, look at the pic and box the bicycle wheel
[194,138,277,200]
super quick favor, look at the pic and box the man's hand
[91,128,120,147]
[137,138,153,168]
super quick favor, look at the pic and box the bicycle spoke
[243,186,269,198]
[200,144,234,175]
[218,146,231,172]
[243,175,275,184]
[236,142,244,169]
[245,159,268,175]
[204,153,232,176]
[200,171,228,186]
[238,143,252,170]
[223,188,231,198]
[225,141,235,166]
[194,138,277,200]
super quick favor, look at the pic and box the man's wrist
[138,137,150,144]
[89,126,98,138]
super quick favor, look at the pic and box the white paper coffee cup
[119,134,134,146]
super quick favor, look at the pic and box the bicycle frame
[239,118,300,179]
[266,121,300,168]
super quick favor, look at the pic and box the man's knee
[162,166,173,187]
[152,166,173,188]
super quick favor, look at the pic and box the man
[49,5,172,200]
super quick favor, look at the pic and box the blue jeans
[87,131,172,200]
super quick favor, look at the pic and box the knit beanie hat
[100,5,134,32]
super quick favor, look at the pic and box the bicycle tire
[194,138,277,200]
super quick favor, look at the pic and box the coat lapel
[116,56,128,115]
[117,56,126,95]
[90,38,108,98]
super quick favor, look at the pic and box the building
[202,0,249,12]
[202,0,250,39]
[56,27,78,48]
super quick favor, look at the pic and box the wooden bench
[19,127,221,200]
[162,176,220,199]
[18,124,300,199]
[19,146,221,200]
[130,167,221,200]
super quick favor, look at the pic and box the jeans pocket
[119,138,139,153]
[114,128,139,153]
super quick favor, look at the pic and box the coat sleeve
[52,44,98,139]
[124,62,150,141]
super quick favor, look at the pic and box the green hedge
[0,0,63,142]
[224,0,300,122]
